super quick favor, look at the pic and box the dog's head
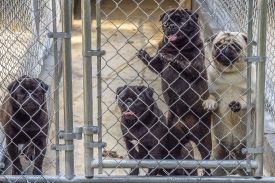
[205,31,257,71]
[159,8,199,43]
[116,85,154,121]
[7,75,49,115]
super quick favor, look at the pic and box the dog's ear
[159,11,166,21]
[7,80,19,93]
[184,9,198,22]
[116,85,126,99]
[205,33,219,43]
[241,33,257,46]
[35,78,49,92]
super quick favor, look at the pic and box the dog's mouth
[168,34,178,42]
[23,101,38,111]
[123,111,136,120]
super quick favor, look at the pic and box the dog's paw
[202,99,217,111]
[12,167,24,175]
[159,52,174,62]
[229,101,241,112]
[33,167,43,175]
[137,50,151,62]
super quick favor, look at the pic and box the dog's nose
[125,98,133,106]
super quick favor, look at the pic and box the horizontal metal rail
[91,160,258,169]
[1,175,275,183]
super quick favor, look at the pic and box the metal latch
[242,147,264,154]
[243,56,266,62]
[51,144,74,151]
[84,142,107,148]
[83,50,106,56]
[47,32,72,39]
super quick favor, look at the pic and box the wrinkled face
[211,32,247,67]
[160,8,199,43]
[117,86,153,121]
[8,77,49,114]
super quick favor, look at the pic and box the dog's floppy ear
[205,33,219,43]
[7,80,19,93]
[116,85,127,99]
[184,9,198,22]
[241,33,257,46]
[159,11,166,21]
[35,78,49,92]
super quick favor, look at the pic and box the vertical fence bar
[246,0,254,173]
[254,0,267,178]
[96,0,103,174]
[61,0,74,179]
[51,0,60,175]
[32,0,39,37]
[81,0,94,178]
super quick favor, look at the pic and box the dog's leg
[137,50,163,74]
[125,139,140,175]
[166,112,186,175]
[148,144,164,176]
[211,144,228,176]
[181,142,198,176]
[22,141,35,161]
[7,138,23,175]
[189,114,212,176]
[32,138,47,175]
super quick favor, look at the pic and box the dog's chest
[210,71,247,100]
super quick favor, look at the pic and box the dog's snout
[125,98,133,106]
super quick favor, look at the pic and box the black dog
[1,75,49,175]
[116,85,168,176]
[137,8,212,175]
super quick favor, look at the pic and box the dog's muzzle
[214,44,239,66]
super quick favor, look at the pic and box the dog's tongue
[123,111,134,116]
[168,34,177,42]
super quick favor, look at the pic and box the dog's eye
[163,21,168,26]
[214,42,221,48]
[181,21,187,27]
[232,42,242,51]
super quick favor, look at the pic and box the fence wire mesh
[0,0,273,182]
[0,0,61,179]
[96,0,263,177]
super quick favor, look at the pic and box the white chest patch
[130,140,139,152]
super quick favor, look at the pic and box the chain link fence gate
[1,0,275,182]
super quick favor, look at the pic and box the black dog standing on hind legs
[137,8,212,175]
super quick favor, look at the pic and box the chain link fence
[0,0,274,182]
[0,0,61,179]
[97,0,265,177]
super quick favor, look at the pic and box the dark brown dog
[1,75,49,175]
[116,85,168,176]
[137,8,212,175]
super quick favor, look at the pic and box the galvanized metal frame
[61,0,74,180]
[254,0,268,178]
[82,0,94,178]
[0,0,273,182]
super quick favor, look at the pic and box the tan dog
[202,31,257,176]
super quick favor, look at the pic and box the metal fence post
[96,0,103,174]
[245,0,254,174]
[51,0,60,175]
[254,0,267,178]
[61,0,74,180]
[82,0,94,178]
